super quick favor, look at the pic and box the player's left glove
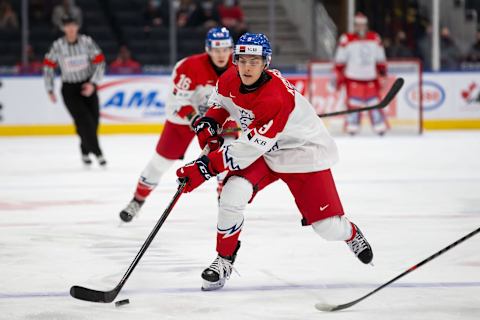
[176,105,200,128]
[176,155,217,193]
[334,64,346,90]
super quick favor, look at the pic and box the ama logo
[98,77,167,122]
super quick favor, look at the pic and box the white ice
[1,131,479,320]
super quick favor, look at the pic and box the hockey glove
[334,64,346,90]
[176,105,200,128]
[194,117,224,151]
[220,119,241,139]
[176,155,217,193]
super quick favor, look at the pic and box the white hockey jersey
[205,67,339,173]
[334,31,387,81]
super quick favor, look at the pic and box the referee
[43,15,107,166]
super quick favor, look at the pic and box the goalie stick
[70,178,187,303]
[317,77,405,118]
[315,226,480,312]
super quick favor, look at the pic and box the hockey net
[307,59,423,135]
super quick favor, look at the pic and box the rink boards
[0,71,479,135]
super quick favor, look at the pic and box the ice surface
[1,132,479,320]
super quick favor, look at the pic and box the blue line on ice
[1,282,480,300]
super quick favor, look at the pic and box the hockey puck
[115,299,130,307]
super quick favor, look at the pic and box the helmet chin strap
[356,29,367,38]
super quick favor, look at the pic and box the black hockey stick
[70,178,187,303]
[315,226,480,312]
[317,77,405,118]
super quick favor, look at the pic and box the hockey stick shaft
[115,179,187,289]
[317,78,404,118]
[318,226,480,311]
[70,179,187,302]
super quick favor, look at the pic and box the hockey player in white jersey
[334,13,389,135]
[176,33,374,291]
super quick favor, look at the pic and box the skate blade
[201,279,225,291]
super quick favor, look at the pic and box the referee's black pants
[61,82,103,156]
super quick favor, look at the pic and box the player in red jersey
[334,13,388,135]
[176,33,374,291]
[119,27,237,222]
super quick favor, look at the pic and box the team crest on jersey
[238,108,254,131]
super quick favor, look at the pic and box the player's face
[63,23,79,39]
[237,55,265,86]
[208,47,232,68]
[354,22,367,36]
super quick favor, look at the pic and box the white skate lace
[348,232,368,256]
[209,256,239,279]
[124,200,141,217]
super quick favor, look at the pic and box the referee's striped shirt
[43,34,105,92]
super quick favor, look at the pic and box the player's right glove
[194,117,224,151]
[176,155,217,193]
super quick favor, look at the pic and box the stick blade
[315,302,338,312]
[315,300,357,312]
[70,285,118,303]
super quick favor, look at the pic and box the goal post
[307,59,423,135]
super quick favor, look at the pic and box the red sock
[216,230,241,257]
[134,182,154,201]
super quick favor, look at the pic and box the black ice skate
[346,224,373,264]
[119,198,144,222]
[82,154,92,166]
[96,154,107,167]
[201,242,240,291]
